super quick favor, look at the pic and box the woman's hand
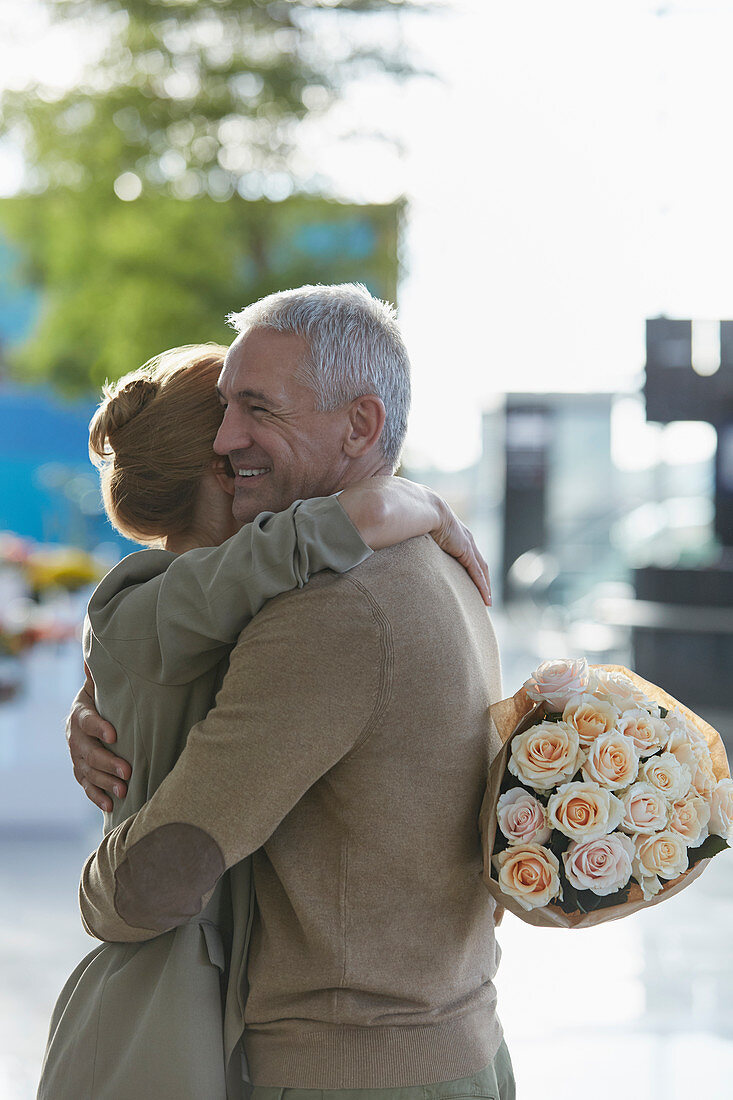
[65,669,131,812]
[338,476,492,605]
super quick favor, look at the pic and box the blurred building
[631,318,733,735]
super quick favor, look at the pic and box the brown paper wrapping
[478,665,731,930]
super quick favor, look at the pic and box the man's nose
[214,407,253,456]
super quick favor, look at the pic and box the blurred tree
[0,0,421,392]
[2,0,423,199]
[0,192,403,392]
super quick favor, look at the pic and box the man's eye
[251,405,266,413]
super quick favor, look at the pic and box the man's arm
[79,574,383,942]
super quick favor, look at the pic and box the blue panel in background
[0,385,133,552]
[0,235,41,347]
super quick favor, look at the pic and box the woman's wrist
[338,477,439,552]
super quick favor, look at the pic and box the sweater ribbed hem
[244,1008,503,1088]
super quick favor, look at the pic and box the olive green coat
[37,497,371,1100]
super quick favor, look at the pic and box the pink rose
[508,720,585,792]
[547,781,624,842]
[709,779,733,841]
[496,787,551,845]
[493,843,562,911]
[523,658,590,711]
[639,752,692,803]
[664,717,716,798]
[617,709,668,758]
[633,830,689,900]
[619,782,669,836]
[581,731,639,790]
[668,792,711,848]
[588,669,658,714]
[563,833,635,897]
[563,694,620,750]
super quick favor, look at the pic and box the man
[68,283,514,1097]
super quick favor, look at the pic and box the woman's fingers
[433,513,492,605]
[66,683,130,810]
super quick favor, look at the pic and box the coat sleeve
[85,495,372,685]
[79,574,385,942]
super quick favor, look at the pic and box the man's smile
[235,466,271,481]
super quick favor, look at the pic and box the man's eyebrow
[216,386,274,405]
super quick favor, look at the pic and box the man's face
[214,327,352,525]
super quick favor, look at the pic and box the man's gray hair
[227,283,411,468]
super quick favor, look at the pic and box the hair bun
[89,375,159,462]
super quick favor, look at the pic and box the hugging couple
[39,283,515,1100]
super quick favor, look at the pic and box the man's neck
[335,461,394,492]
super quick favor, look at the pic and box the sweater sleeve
[79,574,384,942]
[86,495,372,685]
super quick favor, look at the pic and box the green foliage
[0,192,403,393]
[0,0,416,392]
[689,831,729,868]
[1,0,422,199]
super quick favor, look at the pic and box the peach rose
[523,658,590,712]
[563,694,620,750]
[639,752,692,803]
[581,732,639,790]
[547,781,624,842]
[709,778,733,841]
[664,717,716,798]
[668,792,711,848]
[507,720,585,792]
[496,787,551,845]
[587,668,658,714]
[633,830,689,900]
[493,843,562,911]
[619,782,670,836]
[563,832,635,897]
[616,709,668,758]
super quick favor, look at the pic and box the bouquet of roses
[479,659,732,928]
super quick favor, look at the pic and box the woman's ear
[343,395,386,458]
[212,456,236,497]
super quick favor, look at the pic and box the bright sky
[0,0,731,470]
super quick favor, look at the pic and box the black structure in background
[638,318,733,711]
[501,402,550,600]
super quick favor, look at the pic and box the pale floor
[2,619,732,1098]
[1,827,732,1100]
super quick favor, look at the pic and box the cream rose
[507,720,585,792]
[563,694,620,750]
[493,843,562,911]
[496,787,551,845]
[640,752,692,803]
[617,709,668,758]
[523,658,590,712]
[709,778,733,841]
[633,830,689,901]
[664,718,716,798]
[619,782,670,835]
[547,781,624,842]
[563,833,635,897]
[668,792,711,848]
[587,668,658,714]
[581,732,639,790]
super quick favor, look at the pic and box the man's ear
[212,456,236,497]
[342,395,386,458]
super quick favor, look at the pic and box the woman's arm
[89,479,489,686]
[87,495,372,686]
[71,479,490,809]
[338,477,491,606]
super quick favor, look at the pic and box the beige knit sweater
[80,535,505,1088]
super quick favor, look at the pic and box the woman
[38,344,489,1100]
